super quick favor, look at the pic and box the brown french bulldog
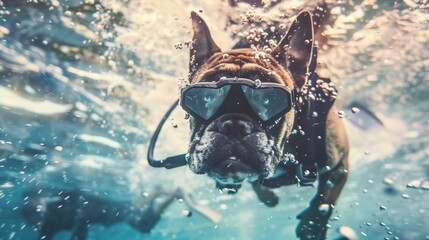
[185,11,349,239]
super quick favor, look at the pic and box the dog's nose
[218,119,253,138]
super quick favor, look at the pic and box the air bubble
[406,180,420,189]
[220,187,238,194]
[219,204,228,210]
[401,194,410,199]
[383,178,394,185]
[255,79,262,88]
[338,226,358,240]
[421,181,429,190]
[318,204,331,216]
[182,209,192,217]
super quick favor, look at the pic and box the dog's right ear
[271,11,314,89]
[189,12,221,78]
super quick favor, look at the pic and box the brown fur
[185,11,349,240]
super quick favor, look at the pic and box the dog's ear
[271,11,314,89]
[189,11,221,77]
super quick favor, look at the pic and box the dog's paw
[295,204,332,240]
[252,183,279,207]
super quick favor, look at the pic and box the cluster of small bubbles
[174,42,183,50]
[262,45,272,53]
[282,153,297,164]
[254,51,266,60]
[268,39,277,49]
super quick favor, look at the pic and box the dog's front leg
[296,161,348,240]
[296,106,349,240]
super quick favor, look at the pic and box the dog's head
[185,11,314,188]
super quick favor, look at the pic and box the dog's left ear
[189,11,221,78]
[271,11,314,89]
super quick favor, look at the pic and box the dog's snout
[218,119,253,138]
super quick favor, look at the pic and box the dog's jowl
[181,11,349,239]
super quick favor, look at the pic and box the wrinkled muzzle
[187,113,282,185]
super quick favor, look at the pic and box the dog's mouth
[208,156,257,184]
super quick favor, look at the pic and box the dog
[183,10,349,239]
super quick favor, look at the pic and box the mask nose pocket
[220,86,254,116]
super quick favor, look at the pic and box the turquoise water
[0,0,428,239]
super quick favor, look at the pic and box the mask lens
[183,85,231,120]
[241,85,291,121]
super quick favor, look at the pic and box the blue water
[0,0,428,239]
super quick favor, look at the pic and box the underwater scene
[0,0,428,239]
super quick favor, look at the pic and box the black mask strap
[147,99,187,169]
